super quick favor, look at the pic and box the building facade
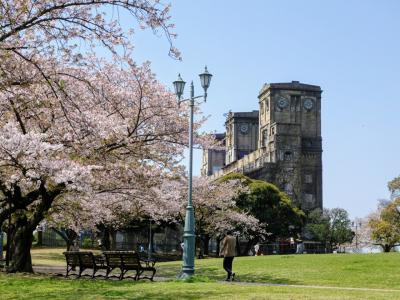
[201,133,226,176]
[204,81,323,210]
[225,111,259,165]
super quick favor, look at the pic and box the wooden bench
[103,251,156,281]
[63,251,107,278]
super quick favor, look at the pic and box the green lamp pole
[173,67,212,278]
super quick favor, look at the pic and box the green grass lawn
[1,273,399,300]
[31,248,100,266]
[16,249,400,299]
[157,253,400,289]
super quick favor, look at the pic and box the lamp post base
[177,269,194,280]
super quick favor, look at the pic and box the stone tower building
[201,133,226,176]
[204,81,323,210]
[225,111,259,165]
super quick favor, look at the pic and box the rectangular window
[212,166,222,174]
[305,194,314,203]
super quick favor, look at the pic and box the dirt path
[220,280,400,293]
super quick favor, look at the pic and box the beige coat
[219,235,236,257]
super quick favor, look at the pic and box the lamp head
[173,73,186,100]
[199,66,212,92]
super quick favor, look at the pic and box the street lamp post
[0,229,3,260]
[352,220,362,250]
[173,67,212,278]
[148,219,152,260]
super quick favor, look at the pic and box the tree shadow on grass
[234,273,299,285]
[157,264,299,285]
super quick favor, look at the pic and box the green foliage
[305,208,354,250]
[388,175,400,200]
[81,237,94,249]
[1,232,6,248]
[220,173,305,240]
[306,209,330,242]
[369,198,400,252]
[218,172,253,186]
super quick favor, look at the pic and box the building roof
[225,110,259,122]
[213,133,226,140]
[259,81,322,97]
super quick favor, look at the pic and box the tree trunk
[102,226,111,250]
[196,235,204,259]
[236,236,242,256]
[4,182,64,273]
[244,237,258,256]
[150,229,155,253]
[109,228,116,250]
[37,230,43,247]
[216,237,222,257]
[383,244,391,252]
[202,234,210,256]
[7,215,34,273]
[52,228,78,251]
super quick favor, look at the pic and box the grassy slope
[22,249,400,299]
[157,253,400,289]
[31,249,400,289]
[1,273,399,300]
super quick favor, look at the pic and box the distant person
[219,230,236,281]
[71,239,80,251]
[70,240,80,271]
[296,238,304,254]
[290,237,295,253]
[254,243,263,256]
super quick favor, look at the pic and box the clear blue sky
[130,0,400,219]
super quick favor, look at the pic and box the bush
[81,237,94,249]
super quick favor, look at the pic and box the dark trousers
[223,256,234,278]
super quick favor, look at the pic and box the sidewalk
[33,265,169,281]
[33,265,65,276]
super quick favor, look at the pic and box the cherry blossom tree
[0,59,220,271]
[155,176,265,257]
[0,1,219,272]
[346,217,373,250]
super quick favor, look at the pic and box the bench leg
[78,267,85,278]
[66,266,70,278]
[135,269,141,281]
[119,269,125,280]
[150,269,156,281]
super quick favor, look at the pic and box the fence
[257,241,327,255]
[37,227,328,257]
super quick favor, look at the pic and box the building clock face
[303,98,314,110]
[277,97,288,109]
[240,123,249,134]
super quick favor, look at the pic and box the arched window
[284,151,292,161]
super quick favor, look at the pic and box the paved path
[33,266,169,281]
[34,266,65,275]
[219,281,400,293]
